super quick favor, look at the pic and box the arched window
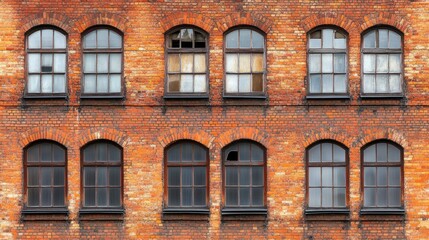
[164,141,209,209]
[24,141,66,208]
[306,141,348,209]
[165,27,208,96]
[224,28,266,96]
[81,141,123,208]
[307,27,348,95]
[82,27,123,96]
[26,27,67,95]
[362,141,403,209]
[361,27,403,95]
[223,140,266,208]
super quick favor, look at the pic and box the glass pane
[226,74,238,93]
[334,54,346,73]
[41,54,53,72]
[182,188,192,206]
[322,188,333,207]
[28,188,40,206]
[239,54,251,73]
[169,30,180,48]
[97,167,107,186]
[41,75,53,93]
[109,74,121,93]
[53,187,65,206]
[252,187,263,206]
[309,167,321,187]
[252,54,264,72]
[322,29,333,48]
[194,32,206,48]
[333,144,345,162]
[309,54,321,73]
[333,167,346,187]
[334,38,346,49]
[84,167,96,186]
[167,144,180,162]
[388,188,401,206]
[109,188,121,207]
[108,144,121,162]
[41,188,52,206]
[239,29,251,48]
[28,31,41,49]
[41,143,52,162]
[97,75,108,93]
[363,74,375,93]
[364,188,376,207]
[377,188,387,207]
[239,167,250,185]
[182,167,192,186]
[364,145,376,162]
[226,187,238,206]
[53,54,66,73]
[389,167,401,186]
[41,29,53,49]
[226,54,238,73]
[239,142,251,161]
[308,144,321,162]
[168,74,180,92]
[181,143,192,161]
[389,54,401,73]
[321,143,332,162]
[109,31,122,48]
[109,167,121,186]
[322,74,333,93]
[322,54,333,73]
[309,188,321,207]
[363,31,376,48]
[110,54,122,73]
[226,167,238,185]
[389,75,401,93]
[98,143,107,161]
[310,75,321,93]
[168,188,180,206]
[180,74,193,92]
[226,30,238,48]
[84,144,96,162]
[97,29,109,48]
[194,187,206,206]
[194,54,206,73]
[97,188,107,206]
[388,144,401,162]
[41,167,51,186]
[334,188,346,207]
[194,74,206,93]
[251,144,264,162]
[168,54,180,72]
[252,167,264,185]
[194,146,206,162]
[168,167,180,186]
[240,188,250,206]
[389,31,401,48]
[321,167,332,187]
[53,167,64,185]
[181,54,193,73]
[53,75,66,93]
[180,29,193,48]
[54,31,66,49]
[239,74,251,92]
[377,167,388,186]
[97,54,109,73]
[379,30,388,48]
[28,167,39,186]
[84,188,95,206]
[363,54,376,73]
[364,167,376,186]
[309,39,321,49]
[28,54,41,73]
[27,146,39,162]
[252,31,264,48]
[194,167,206,185]
[84,31,96,49]
[51,144,64,162]
[376,143,388,162]
[252,74,263,92]
[83,54,96,73]
[376,54,388,73]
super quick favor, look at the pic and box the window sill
[223,94,267,99]
[163,94,209,100]
[360,208,405,215]
[304,208,350,215]
[162,208,210,221]
[305,95,351,100]
[23,95,68,100]
[79,208,124,221]
[221,208,267,221]
[21,208,69,221]
[163,208,210,215]
[80,95,124,99]
[360,94,404,99]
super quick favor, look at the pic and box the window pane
[41,188,52,206]
[310,75,321,93]
[194,32,206,48]
[321,167,332,187]
[168,167,180,186]
[181,54,193,73]
[28,188,40,206]
[389,75,401,93]
[239,167,250,185]
[41,54,53,72]
[252,187,263,206]
[364,188,376,207]
[363,54,376,73]
[389,167,401,186]
[226,187,238,206]
[321,143,332,162]
[309,54,321,73]
[52,144,64,162]
[309,38,321,49]
[388,188,401,206]
[180,29,193,48]
[97,188,107,206]
[167,144,180,162]
[334,38,346,49]
[168,188,180,206]
[226,54,238,73]
[168,74,180,92]
[41,167,51,186]
[239,54,251,73]
[41,75,53,93]
[194,187,206,206]
[322,188,333,207]
[97,54,109,73]
[109,31,122,48]
[181,143,192,161]
[109,167,121,186]
[309,144,321,162]
[84,188,96,206]
[182,188,192,206]
[194,167,206,185]
[239,142,251,161]
[110,54,122,73]
[226,167,238,185]
[388,144,401,162]
[54,31,66,49]
[309,167,321,187]
[364,167,376,186]
[28,167,39,186]
[193,146,207,163]
[379,30,388,48]
[322,74,333,93]
[84,54,96,73]
[252,167,264,185]
[239,29,251,48]
[226,30,238,48]
[97,167,107,186]
[322,54,333,73]
[84,144,96,162]
[334,188,346,207]
[376,143,388,162]
[251,144,264,162]
[239,74,251,92]
[194,54,206,73]
[333,144,345,162]
[84,167,96,186]
[97,29,109,49]
[389,31,401,48]
[333,167,346,187]
[53,187,65,206]
[364,145,376,162]
[334,54,346,73]
[108,145,121,162]
[180,74,193,92]
[377,167,388,186]
[226,74,238,93]
[97,75,108,93]
[322,29,333,48]
[389,54,401,73]
[28,54,41,73]
[84,75,96,93]
[28,31,41,49]
[363,74,375,93]
[53,54,66,73]
[376,54,388,73]
[182,167,192,186]
[109,188,121,207]
[41,29,53,49]
[28,75,40,93]
[53,75,66,93]
[53,167,64,185]
[252,31,264,48]
[363,31,376,48]
[252,74,263,92]
[240,187,250,206]
[377,188,388,207]
[40,143,51,162]
[309,188,321,207]
[109,74,121,93]
[84,31,96,49]
[97,143,107,161]
[252,54,264,72]
[194,74,206,93]
[167,54,180,72]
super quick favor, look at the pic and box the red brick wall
[0,0,429,239]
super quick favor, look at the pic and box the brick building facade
[0,0,428,239]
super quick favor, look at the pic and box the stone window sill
[221,208,267,221]
[21,208,69,221]
[79,208,124,221]
[162,208,210,221]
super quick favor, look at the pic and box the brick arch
[359,12,413,34]
[217,12,273,34]
[157,128,215,149]
[302,128,353,149]
[217,127,269,149]
[160,12,216,33]
[354,128,408,149]
[76,128,129,148]
[18,127,70,148]
[300,12,357,34]
[20,12,73,34]
[74,12,127,33]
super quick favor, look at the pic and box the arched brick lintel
[300,12,358,34]
[217,12,273,34]
[354,128,408,149]
[18,127,70,148]
[217,127,270,149]
[158,128,215,149]
[359,12,413,34]
[160,12,216,33]
[302,128,353,149]
[20,12,73,34]
[74,12,127,33]
[77,128,130,148]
